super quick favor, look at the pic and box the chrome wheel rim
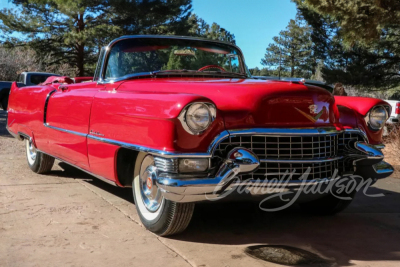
[139,156,163,212]
[27,139,37,162]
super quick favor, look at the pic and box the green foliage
[294,0,400,45]
[249,67,287,78]
[261,14,314,78]
[297,2,400,90]
[0,0,192,76]
[188,14,236,44]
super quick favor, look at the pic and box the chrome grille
[338,131,366,155]
[214,131,366,180]
[216,134,339,160]
[154,157,178,173]
[241,161,338,181]
[338,131,366,173]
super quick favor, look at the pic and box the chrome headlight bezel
[365,105,389,131]
[178,102,217,135]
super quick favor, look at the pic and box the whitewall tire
[25,139,54,174]
[132,153,195,236]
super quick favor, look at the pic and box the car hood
[117,78,339,129]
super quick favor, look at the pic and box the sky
[192,0,297,68]
[0,0,298,68]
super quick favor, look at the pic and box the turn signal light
[179,159,209,173]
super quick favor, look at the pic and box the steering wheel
[198,65,226,72]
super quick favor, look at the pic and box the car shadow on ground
[56,161,400,266]
[56,162,133,202]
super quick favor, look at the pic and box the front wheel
[299,191,356,215]
[132,154,194,236]
[25,139,55,174]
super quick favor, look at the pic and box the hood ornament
[295,105,328,123]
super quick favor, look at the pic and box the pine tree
[261,14,314,78]
[188,14,236,44]
[297,2,400,90]
[0,0,192,76]
[293,0,400,45]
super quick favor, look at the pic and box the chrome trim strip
[87,134,211,158]
[38,115,371,161]
[260,157,342,164]
[207,130,230,154]
[46,125,87,137]
[227,127,342,136]
[38,149,117,186]
[43,89,57,125]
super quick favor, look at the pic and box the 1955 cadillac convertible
[6,36,393,236]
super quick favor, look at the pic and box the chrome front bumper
[155,142,394,203]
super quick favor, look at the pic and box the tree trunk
[291,54,295,77]
[77,44,85,76]
[76,12,85,76]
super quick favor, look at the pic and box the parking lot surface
[1,110,400,267]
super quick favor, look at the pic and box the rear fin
[11,81,19,90]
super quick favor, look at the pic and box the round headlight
[368,106,388,130]
[185,103,212,134]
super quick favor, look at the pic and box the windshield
[104,38,247,80]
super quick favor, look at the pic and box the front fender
[89,89,225,153]
[335,96,390,116]
[335,96,390,144]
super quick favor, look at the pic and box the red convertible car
[6,36,393,236]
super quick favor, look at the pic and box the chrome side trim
[46,125,87,137]
[38,150,117,186]
[87,134,211,158]
[38,119,372,161]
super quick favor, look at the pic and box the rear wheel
[132,153,194,236]
[299,191,356,215]
[25,139,54,174]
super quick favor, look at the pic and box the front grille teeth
[214,131,366,181]
[216,134,339,160]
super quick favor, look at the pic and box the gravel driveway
[1,109,400,267]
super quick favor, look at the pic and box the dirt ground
[1,109,400,267]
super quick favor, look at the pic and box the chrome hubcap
[139,156,163,212]
[28,140,37,161]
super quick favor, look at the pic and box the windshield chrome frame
[95,35,250,84]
